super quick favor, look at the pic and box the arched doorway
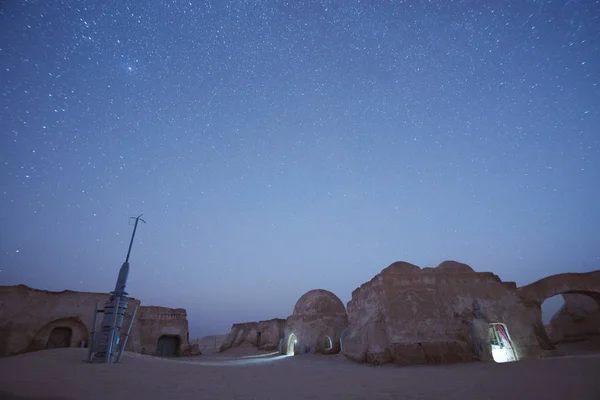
[323,335,332,351]
[46,327,73,349]
[488,323,518,363]
[286,333,297,356]
[543,293,600,354]
[28,317,89,353]
[156,335,181,357]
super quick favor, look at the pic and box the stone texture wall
[0,285,189,357]
[133,306,190,356]
[342,261,541,365]
[220,318,286,352]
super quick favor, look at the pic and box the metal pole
[116,305,138,363]
[125,214,145,263]
[88,302,99,362]
[105,295,121,363]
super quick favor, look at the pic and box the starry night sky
[1,0,599,337]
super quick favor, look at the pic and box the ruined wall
[0,285,189,357]
[220,318,286,352]
[547,293,600,343]
[343,261,541,366]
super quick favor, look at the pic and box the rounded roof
[292,289,346,316]
[386,261,421,273]
[435,260,474,273]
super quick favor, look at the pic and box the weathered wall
[547,293,600,343]
[343,261,541,365]
[220,318,286,352]
[283,289,349,355]
[133,306,190,356]
[0,285,189,357]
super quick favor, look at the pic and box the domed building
[282,289,348,356]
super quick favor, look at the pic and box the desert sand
[0,348,599,400]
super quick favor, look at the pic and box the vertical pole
[88,302,99,362]
[105,295,121,364]
[116,305,138,363]
[125,215,143,263]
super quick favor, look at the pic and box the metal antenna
[90,214,146,364]
[125,214,146,263]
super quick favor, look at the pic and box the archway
[323,335,332,351]
[46,327,72,349]
[286,333,297,356]
[28,317,89,353]
[541,295,566,342]
[156,335,181,357]
[543,293,600,354]
[518,271,600,352]
[488,323,518,363]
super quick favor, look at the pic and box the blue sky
[1,0,599,337]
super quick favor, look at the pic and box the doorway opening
[46,327,73,349]
[542,293,600,354]
[286,333,297,356]
[156,335,180,357]
[489,323,517,363]
[324,335,332,351]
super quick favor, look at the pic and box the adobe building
[341,261,600,366]
[283,289,348,355]
[341,261,540,365]
[0,284,191,358]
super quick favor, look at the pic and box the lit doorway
[286,333,297,356]
[489,323,518,363]
[324,336,332,351]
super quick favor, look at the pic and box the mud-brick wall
[0,285,189,358]
[131,306,189,355]
[0,284,141,357]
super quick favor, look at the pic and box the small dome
[385,261,421,273]
[435,260,474,273]
[292,289,346,316]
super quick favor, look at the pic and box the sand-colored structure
[339,262,600,365]
[219,318,286,352]
[342,261,541,365]
[5,260,599,368]
[0,284,191,358]
[209,260,596,366]
[283,289,349,355]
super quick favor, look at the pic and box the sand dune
[0,349,599,400]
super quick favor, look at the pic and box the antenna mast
[90,214,146,364]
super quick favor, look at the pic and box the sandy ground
[1,348,599,400]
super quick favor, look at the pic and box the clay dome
[292,289,346,316]
[385,261,421,273]
[435,260,474,273]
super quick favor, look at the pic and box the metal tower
[90,214,145,363]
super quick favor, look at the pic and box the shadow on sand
[0,391,71,400]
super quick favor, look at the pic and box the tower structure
[90,214,145,363]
